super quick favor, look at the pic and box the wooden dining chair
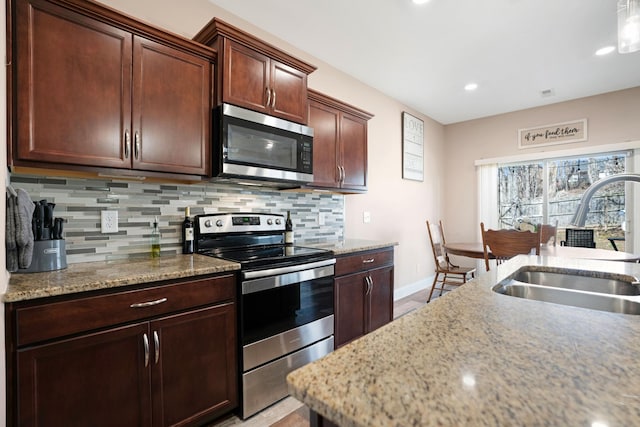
[540,221,558,246]
[426,220,476,302]
[480,222,542,271]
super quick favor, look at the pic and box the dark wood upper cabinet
[9,0,214,178]
[194,18,315,125]
[307,89,373,193]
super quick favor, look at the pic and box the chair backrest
[426,220,448,270]
[480,222,542,271]
[540,221,558,246]
[562,228,596,248]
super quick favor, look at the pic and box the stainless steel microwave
[212,103,314,186]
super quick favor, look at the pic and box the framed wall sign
[518,119,588,149]
[402,112,424,181]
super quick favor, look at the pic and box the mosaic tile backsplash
[10,174,345,264]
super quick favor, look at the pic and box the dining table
[444,242,640,262]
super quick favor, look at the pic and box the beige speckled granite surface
[287,255,640,427]
[3,255,240,302]
[305,239,398,255]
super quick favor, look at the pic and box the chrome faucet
[571,173,640,226]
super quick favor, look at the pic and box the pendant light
[618,0,640,53]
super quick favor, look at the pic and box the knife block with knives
[18,199,68,273]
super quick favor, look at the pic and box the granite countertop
[287,255,640,427]
[3,240,395,303]
[305,239,398,255]
[4,255,240,303]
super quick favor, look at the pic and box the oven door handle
[242,261,335,295]
[242,258,336,280]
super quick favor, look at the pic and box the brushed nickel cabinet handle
[363,258,375,264]
[153,331,160,365]
[143,333,149,367]
[130,297,168,308]
[134,131,140,159]
[271,89,276,107]
[364,276,372,295]
[341,166,346,183]
[124,130,130,159]
[266,87,271,108]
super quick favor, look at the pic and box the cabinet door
[17,323,151,427]
[367,267,394,333]
[151,303,237,426]
[334,272,368,348]
[270,60,308,124]
[308,100,341,188]
[222,40,270,114]
[15,0,131,169]
[132,37,211,175]
[340,112,368,191]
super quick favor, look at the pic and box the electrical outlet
[101,210,118,233]
[363,211,371,224]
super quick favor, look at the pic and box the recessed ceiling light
[595,46,616,56]
[464,83,478,91]
[412,0,430,4]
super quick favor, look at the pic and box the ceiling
[207,0,640,124]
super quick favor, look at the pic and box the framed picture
[518,119,588,149]
[402,112,424,181]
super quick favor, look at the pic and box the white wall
[443,87,640,244]
[96,0,446,293]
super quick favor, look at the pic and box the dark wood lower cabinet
[18,323,151,427]
[7,275,238,427]
[310,410,339,427]
[334,247,394,348]
[152,304,237,427]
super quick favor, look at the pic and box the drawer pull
[363,258,375,264]
[153,331,160,365]
[130,297,168,308]
[143,333,149,367]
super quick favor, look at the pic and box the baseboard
[393,276,433,301]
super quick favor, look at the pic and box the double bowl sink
[493,267,640,314]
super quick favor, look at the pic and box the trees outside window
[498,153,627,250]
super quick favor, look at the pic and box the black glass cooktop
[200,245,333,269]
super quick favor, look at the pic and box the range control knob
[267,219,273,225]
[204,220,212,228]
[216,220,224,227]
[275,219,282,225]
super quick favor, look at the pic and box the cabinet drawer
[14,274,235,347]
[335,248,393,276]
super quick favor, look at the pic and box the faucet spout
[571,173,640,226]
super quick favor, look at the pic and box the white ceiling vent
[540,88,555,98]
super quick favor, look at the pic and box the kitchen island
[287,255,640,426]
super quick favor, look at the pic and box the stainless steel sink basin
[493,267,640,315]
[511,270,640,296]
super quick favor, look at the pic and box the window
[498,152,628,250]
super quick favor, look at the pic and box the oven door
[240,259,335,371]
[214,103,314,184]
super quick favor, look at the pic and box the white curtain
[476,163,498,272]
[629,149,640,253]
[476,163,499,240]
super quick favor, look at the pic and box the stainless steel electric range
[195,213,335,419]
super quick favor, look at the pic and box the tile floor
[210,285,440,427]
